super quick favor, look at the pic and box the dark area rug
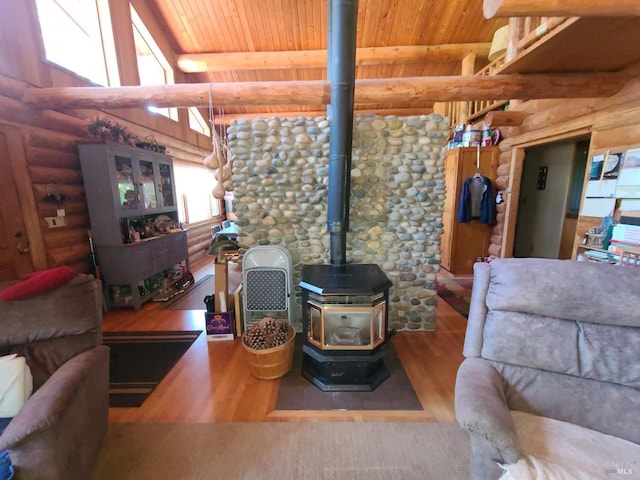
[436,277,473,318]
[104,330,201,407]
[275,335,423,411]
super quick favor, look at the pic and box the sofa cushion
[482,311,640,388]
[0,266,74,302]
[499,411,640,479]
[0,354,33,418]
[496,362,640,445]
[485,259,640,328]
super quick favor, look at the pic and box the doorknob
[15,231,30,253]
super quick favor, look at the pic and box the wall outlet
[45,216,66,228]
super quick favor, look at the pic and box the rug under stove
[275,335,423,411]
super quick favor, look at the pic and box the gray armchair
[0,273,109,480]
[455,258,640,479]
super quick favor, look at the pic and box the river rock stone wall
[228,114,449,331]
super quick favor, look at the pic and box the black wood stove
[297,1,394,392]
[299,264,393,392]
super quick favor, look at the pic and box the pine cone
[243,317,291,349]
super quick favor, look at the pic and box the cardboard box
[205,311,235,341]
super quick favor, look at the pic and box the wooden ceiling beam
[22,73,627,110]
[177,44,492,73]
[483,0,640,19]
[483,110,531,127]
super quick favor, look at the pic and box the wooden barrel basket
[242,324,296,380]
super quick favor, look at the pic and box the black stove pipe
[327,0,358,266]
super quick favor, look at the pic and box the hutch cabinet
[440,147,499,276]
[79,142,189,309]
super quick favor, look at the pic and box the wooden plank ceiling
[148,0,508,117]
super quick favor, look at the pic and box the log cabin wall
[491,65,640,259]
[0,0,217,275]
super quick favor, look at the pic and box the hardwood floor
[104,256,468,424]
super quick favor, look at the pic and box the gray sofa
[0,273,109,480]
[455,258,640,479]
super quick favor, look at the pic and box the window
[173,161,221,224]
[35,0,119,86]
[130,5,177,121]
[188,108,211,137]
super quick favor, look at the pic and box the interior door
[0,130,33,280]
[514,142,575,258]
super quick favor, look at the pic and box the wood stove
[296,1,391,392]
[299,263,393,391]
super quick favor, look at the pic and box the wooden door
[440,150,459,271]
[444,147,499,275]
[0,128,39,280]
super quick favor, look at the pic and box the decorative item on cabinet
[87,117,166,153]
[87,117,137,145]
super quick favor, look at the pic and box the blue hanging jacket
[457,175,495,224]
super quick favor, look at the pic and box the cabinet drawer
[98,243,154,282]
[151,233,187,272]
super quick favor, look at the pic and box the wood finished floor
[103,256,468,424]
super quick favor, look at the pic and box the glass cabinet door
[114,155,138,211]
[158,162,175,208]
[138,160,158,209]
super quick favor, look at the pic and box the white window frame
[35,0,119,86]
[188,108,211,137]
[130,4,177,121]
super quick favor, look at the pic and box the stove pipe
[327,0,358,266]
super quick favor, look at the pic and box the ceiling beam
[483,0,640,18]
[177,44,492,73]
[21,73,627,110]
[483,110,531,127]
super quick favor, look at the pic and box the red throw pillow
[0,266,75,301]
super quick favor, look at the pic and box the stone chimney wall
[228,113,449,331]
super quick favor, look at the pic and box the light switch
[45,217,66,228]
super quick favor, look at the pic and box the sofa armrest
[0,346,109,480]
[455,357,521,464]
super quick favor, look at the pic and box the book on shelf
[610,239,640,249]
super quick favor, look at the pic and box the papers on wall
[586,151,624,198]
[579,197,616,218]
[619,199,640,212]
[615,148,640,198]
[586,179,617,198]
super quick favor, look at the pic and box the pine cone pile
[243,317,291,350]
